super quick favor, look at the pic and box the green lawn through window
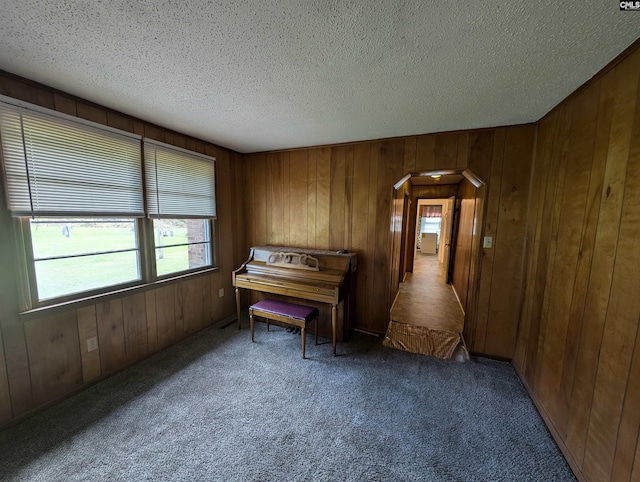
[31,224,190,300]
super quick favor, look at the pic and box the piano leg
[235,288,241,330]
[332,303,337,356]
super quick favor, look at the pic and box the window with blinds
[0,99,144,304]
[0,101,143,217]
[143,140,217,277]
[0,98,219,306]
[144,140,216,219]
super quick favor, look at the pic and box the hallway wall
[451,180,476,314]
[390,179,411,309]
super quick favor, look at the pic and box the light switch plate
[219,288,224,298]
[483,236,493,249]
[86,336,98,352]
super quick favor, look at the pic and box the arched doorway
[386,169,487,359]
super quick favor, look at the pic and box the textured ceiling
[0,2,638,154]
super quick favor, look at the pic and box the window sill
[19,266,221,321]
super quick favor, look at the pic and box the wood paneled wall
[451,179,477,313]
[0,72,243,425]
[466,126,536,358]
[241,125,535,350]
[514,44,640,481]
[389,180,411,306]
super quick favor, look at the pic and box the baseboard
[390,290,400,312]
[512,362,586,482]
[217,312,240,329]
[450,285,466,315]
[354,328,384,337]
[469,351,511,362]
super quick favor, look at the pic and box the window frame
[151,217,219,281]
[0,96,220,312]
[17,217,148,309]
[143,138,219,281]
[16,212,221,311]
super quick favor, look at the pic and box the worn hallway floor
[386,253,465,358]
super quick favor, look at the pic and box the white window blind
[0,101,143,217]
[144,140,216,218]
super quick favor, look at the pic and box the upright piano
[232,246,357,355]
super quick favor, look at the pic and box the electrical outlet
[219,288,224,298]
[483,236,493,249]
[86,336,98,353]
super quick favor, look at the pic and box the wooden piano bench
[249,299,319,359]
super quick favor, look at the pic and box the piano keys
[232,246,357,355]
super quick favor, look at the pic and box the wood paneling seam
[513,124,540,370]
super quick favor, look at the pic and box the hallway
[385,253,464,358]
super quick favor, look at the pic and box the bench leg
[250,310,255,343]
[267,319,270,332]
[302,326,306,359]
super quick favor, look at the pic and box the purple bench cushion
[251,299,318,321]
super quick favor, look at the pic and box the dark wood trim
[469,352,512,363]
